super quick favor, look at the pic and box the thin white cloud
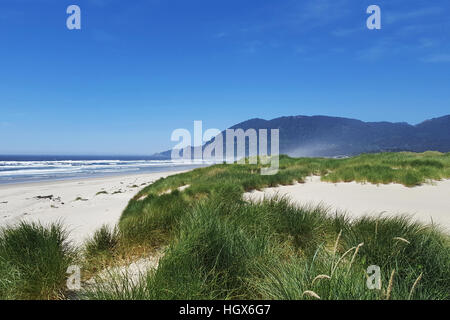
[421,54,450,63]
[213,32,228,39]
[0,9,24,22]
[288,0,352,30]
[418,38,439,49]
[236,0,352,35]
[242,40,263,54]
[385,7,443,25]
[356,37,414,62]
[0,122,12,127]
[331,26,364,37]
[357,43,389,61]
[88,0,116,7]
[294,45,307,54]
[92,29,116,43]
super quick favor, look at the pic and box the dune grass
[88,152,440,299]
[117,151,450,246]
[83,196,449,300]
[1,152,449,300]
[79,152,450,300]
[0,222,75,300]
[321,152,450,186]
[84,225,119,259]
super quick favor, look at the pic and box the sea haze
[0,155,205,184]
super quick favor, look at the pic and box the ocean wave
[0,159,208,181]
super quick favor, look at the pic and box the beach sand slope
[0,171,184,244]
[244,176,450,232]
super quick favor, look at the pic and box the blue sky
[1,0,449,155]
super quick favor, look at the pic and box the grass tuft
[0,222,75,299]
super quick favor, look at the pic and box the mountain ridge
[152,114,450,159]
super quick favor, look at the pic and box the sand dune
[0,171,185,244]
[2,172,449,246]
[244,176,450,232]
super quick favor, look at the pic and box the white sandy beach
[244,176,450,232]
[0,171,185,244]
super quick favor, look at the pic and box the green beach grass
[0,222,75,300]
[83,151,450,300]
[1,152,449,300]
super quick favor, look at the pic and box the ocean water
[0,155,206,185]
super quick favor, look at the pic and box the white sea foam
[0,159,207,182]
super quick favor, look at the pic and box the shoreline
[0,164,206,187]
[0,170,188,244]
[0,169,189,190]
